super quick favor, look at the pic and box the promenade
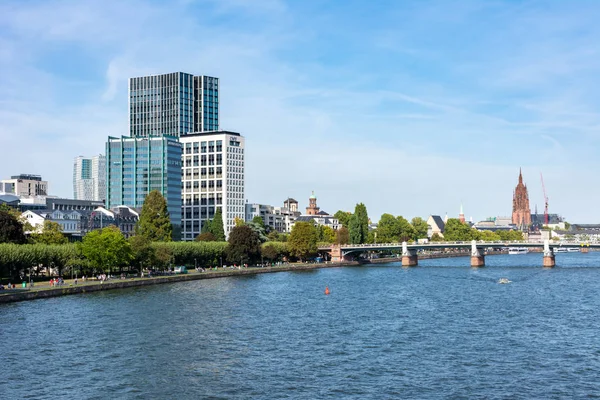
[0,250,500,304]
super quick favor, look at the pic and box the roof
[428,215,445,231]
[180,130,242,138]
[0,194,20,204]
[309,191,316,199]
[284,198,298,203]
[317,210,329,216]
[296,215,338,225]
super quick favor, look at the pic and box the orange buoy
[325,286,330,295]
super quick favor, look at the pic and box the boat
[555,247,580,253]
[498,278,512,284]
[508,247,528,255]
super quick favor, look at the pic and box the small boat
[555,247,580,253]
[498,278,512,284]
[508,247,528,255]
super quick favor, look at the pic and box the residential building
[106,136,182,237]
[46,198,105,212]
[179,131,245,240]
[245,199,302,233]
[129,72,219,138]
[73,154,106,202]
[81,206,139,238]
[1,174,48,197]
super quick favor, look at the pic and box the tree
[79,226,132,273]
[226,225,261,265]
[136,190,172,241]
[443,219,477,241]
[411,217,429,240]
[477,230,501,242]
[336,226,350,245]
[247,221,269,243]
[397,216,415,242]
[0,210,26,244]
[252,216,265,228]
[195,232,217,242]
[497,230,524,241]
[129,235,155,271]
[261,242,288,262]
[288,221,319,261]
[349,203,369,244]
[31,220,68,245]
[317,225,336,244]
[334,210,352,228]
[210,208,226,241]
[234,217,245,227]
[430,233,444,242]
[376,213,400,243]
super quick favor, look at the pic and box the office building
[245,199,301,233]
[179,131,245,240]
[129,72,219,138]
[106,136,182,236]
[73,154,106,202]
[0,174,48,197]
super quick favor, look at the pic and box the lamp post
[194,258,197,270]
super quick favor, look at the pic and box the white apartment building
[73,155,106,202]
[179,131,245,240]
[1,174,48,197]
[245,200,301,233]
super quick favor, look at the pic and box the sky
[1,0,600,223]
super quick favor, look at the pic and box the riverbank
[0,251,500,304]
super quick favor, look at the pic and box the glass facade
[106,136,182,235]
[129,72,219,138]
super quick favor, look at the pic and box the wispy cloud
[1,0,600,222]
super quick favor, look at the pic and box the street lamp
[194,258,197,270]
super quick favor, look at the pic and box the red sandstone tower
[512,169,531,230]
[306,191,320,215]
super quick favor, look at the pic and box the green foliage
[476,230,501,242]
[136,190,172,242]
[376,213,399,243]
[261,242,288,262]
[150,241,227,268]
[247,221,269,243]
[349,203,369,244]
[496,230,524,241]
[411,217,429,240]
[210,208,226,241]
[0,210,27,244]
[226,225,261,265]
[334,210,352,228]
[31,220,68,245]
[79,226,132,273]
[443,219,478,241]
[336,226,349,244]
[195,232,217,242]
[288,221,318,260]
[252,216,265,228]
[430,233,444,242]
[317,225,336,244]
[129,235,155,270]
[564,221,571,231]
[396,216,415,242]
[0,243,79,279]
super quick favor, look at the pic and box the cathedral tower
[512,169,531,230]
[306,191,320,215]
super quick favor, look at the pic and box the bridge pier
[543,240,555,268]
[470,240,485,267]
[402,242,418,267]
[581,246,590,253]
[330,245,343,263]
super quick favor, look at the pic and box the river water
[2,253,600,399]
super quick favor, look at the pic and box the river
[2,252,600,399]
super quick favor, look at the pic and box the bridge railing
[318,240,598,250]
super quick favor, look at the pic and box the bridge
[318,240,599,268]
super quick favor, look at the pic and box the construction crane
[540,172,549,225]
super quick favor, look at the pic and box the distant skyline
[1,0,600,222]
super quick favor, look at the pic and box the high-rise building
[179,131,245,240]
[73,154,106,202]
[106,136,182,236]
[0,174,48,197]
[512,169,531,230]
[129,72,219,138]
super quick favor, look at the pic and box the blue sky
[1,0,600,222]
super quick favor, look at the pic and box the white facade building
[73,155,106,202]
[179,131,245,240]
[245,200,301,233]
[0,174,48,197]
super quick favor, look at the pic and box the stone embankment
[0,251,495,304]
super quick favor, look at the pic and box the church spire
[519,168,523,184]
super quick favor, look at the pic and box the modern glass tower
[73,154,106,202]
[129,72,219,138]
[106,136,182,236]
